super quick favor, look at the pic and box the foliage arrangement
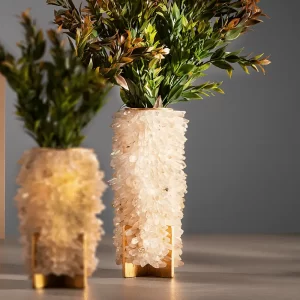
[48,0,270,108]
[0,10,110,148]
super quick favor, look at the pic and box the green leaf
[145,94,156,106]
[212,87,225,94]
[203,39,218,51]
[198,63,211,72]
[253,53,264,60]
[172,3,180,20]
[149,58,159,69]
[153,75,164,85]
[156,12,165,18]
[92,29,98,38]
[212,61,233,70]
[182,15,188,27]
[225,55,240,63]
[34,120,41,132]
[225,27,244,40]
[251,64,259,72]
[211,46,227,60]
[240,64,250,74]
[174,19,183,34]
[120,89,130,104]
[227,69,233,78]
[182,92,203,99]
[168,85,184,102]
[177,64,195,76]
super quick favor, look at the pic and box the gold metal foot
[122,225,174,278]
[31,233,87,289]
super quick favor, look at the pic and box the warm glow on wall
[0,74,4,239]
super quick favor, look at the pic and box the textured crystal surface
[15,148,106,277]
[111,108,188,268]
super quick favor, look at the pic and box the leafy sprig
[0,10,111,148]
[47,0,271,108]
[48,0,167,89]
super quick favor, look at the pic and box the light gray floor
[0,235,299,300]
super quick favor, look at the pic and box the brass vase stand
[122,225,174,278]
[31,233,87,289]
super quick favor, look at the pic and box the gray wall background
[2,1,300,236]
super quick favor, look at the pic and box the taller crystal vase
[111,108,188,275]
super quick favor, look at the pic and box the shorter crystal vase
[15,148,106,279]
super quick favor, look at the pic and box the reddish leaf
[153,96,163,108]
[115,75,129,90]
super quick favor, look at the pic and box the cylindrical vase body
[111,108,188,268]
[15,148,106,277]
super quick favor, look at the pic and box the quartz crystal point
[111,108,188,268]
[15,148,106,277]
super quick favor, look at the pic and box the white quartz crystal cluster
[111,108,188,268]
[15,148,106,277]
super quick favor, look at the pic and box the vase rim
[30,147,95,153]
[124,108,173,111]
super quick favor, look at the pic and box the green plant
[48,0,271,108]
[0,10,111,148]
[47,0,164,89]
